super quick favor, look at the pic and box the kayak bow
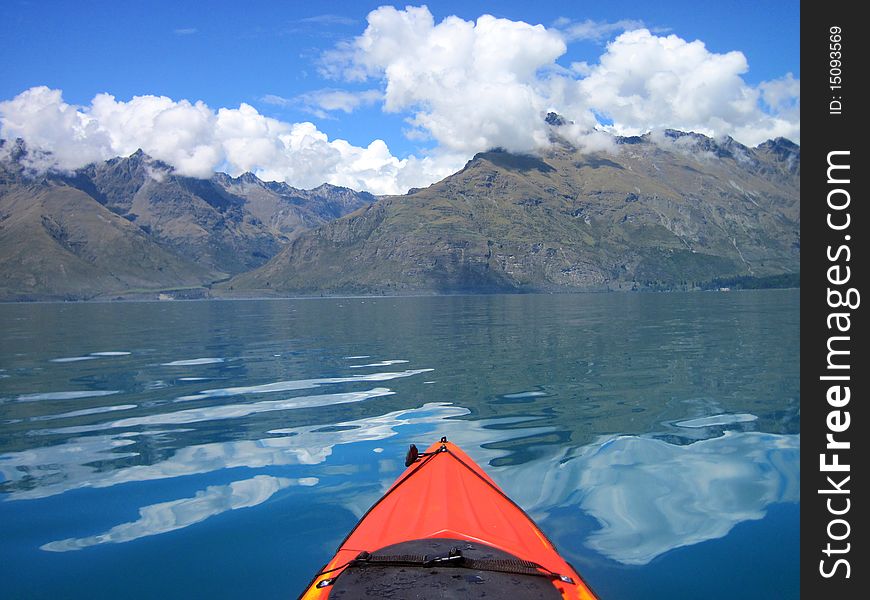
[300,437,599,599]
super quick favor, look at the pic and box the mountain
[0,142,374,300]
[64,151,375,275]
[226,130,799,295]
[214,173,377,240]
[1,158,213,301]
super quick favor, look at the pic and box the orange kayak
[299,437,599,599]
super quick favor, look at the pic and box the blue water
[0,291,799,599]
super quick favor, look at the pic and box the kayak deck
[328,538,567,599]
[300,438,598,599]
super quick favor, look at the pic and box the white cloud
[322,6,570,155]
[759,73,799,114]
[293,88,382,118]
[173,27,198,35]
[554,18,647,42]
[307,89,381,113]
[578,29,800,145]
[559,124,619,154]
[324,7,799,149]
[260,94,293,107]
[756,73,800,142]
[0,87,114,170]
[0,86,462,195]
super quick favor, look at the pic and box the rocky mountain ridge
[225,129,799,295]
[0,141,374,300]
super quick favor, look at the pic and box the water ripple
[161,358,225,366]
[45,388,396,434]
[348,360,409,368]
[176,368,433,402]
[15,390,120,402]
[49,356,98,363]
[675,413,758,428]
[29,404,138,422]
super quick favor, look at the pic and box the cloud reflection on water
[0,403,470,501]
[41,475,310,552]
[497,427,799,565]
[3,394,798,567]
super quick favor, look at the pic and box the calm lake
[0,290,799,599]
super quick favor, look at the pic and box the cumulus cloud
[579,29,800,145]
[323,6,799,149]
[758,72,800,132]
[321,6,571,154]
[0,86,462,195]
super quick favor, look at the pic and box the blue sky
[0,1,800,193]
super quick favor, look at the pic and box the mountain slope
[227,132,799,294]
[213,174,375,241]
[0,180,214,301]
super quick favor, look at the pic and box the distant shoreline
[0,278,800,304]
